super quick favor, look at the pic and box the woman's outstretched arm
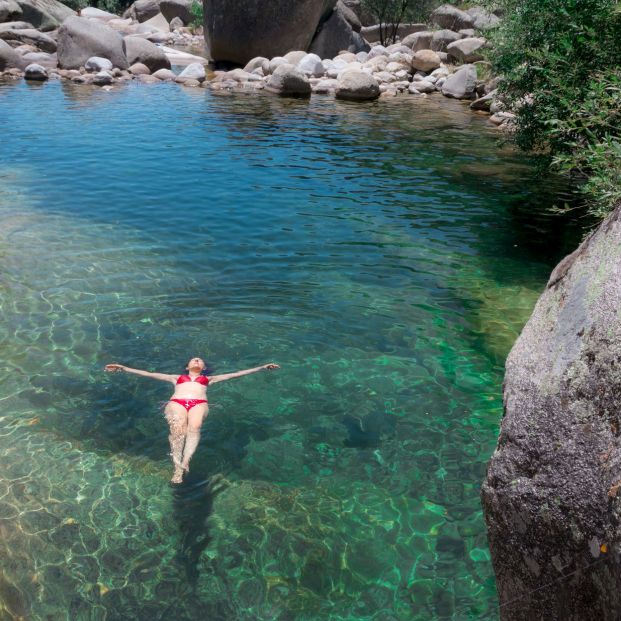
[209,363,280,384]
[104,363,177,383]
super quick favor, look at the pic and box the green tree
[487,0,621,219]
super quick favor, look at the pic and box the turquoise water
[0,80,583,620]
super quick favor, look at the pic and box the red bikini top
[176,374,209,386]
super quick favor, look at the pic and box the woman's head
[186,357,206,372]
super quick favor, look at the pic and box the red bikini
[170,375,209,412]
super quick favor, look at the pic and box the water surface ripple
[0,81,583,620]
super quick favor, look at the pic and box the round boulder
[411,49,441,73]
[446,37,487,63]
[128,61,150,74]
[24,61,47,79]
[266,63,311,97]
[431,4,474,31]
[176,61,205,81]
[159,0,191,24]
[85,55,112,71]
[335,69,379,101]
[296,53,325,77]
[123,0,161,23]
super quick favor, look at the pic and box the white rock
[92,69,113,85]
[85,56,113,72]
[367,45,388,59]
[24,62,47,80]
[268,56,287,74]
[177,62,205,81]
[295,53,325,77]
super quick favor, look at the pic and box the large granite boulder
[467,6,501,31]
[430,4,474,31]
[0,27,57,52]
[0,0,22,22]
[159,0,190,25]
[124,35,170,71]
[335,69,379,100]
[309,5,368,59]
[446,37,486,63]
[0,37,26,68]
[123,0,161,22]
[14,0,74,31]
[482,205,621,620]
[57,15,128,69]
[203,0,336,66]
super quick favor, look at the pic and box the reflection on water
[0,81,586,620]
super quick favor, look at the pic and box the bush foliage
[487,0,621,219]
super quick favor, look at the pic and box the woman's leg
[181,403,208,472]
[164,401,188,483]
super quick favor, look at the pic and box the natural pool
[0,80,584,620]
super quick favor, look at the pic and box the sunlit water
[0,80,584,620]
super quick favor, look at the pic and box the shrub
[486,0,621,218]
[189,0,203,28]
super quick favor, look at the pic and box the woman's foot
[181,461,190,473]
[170,467,184,484]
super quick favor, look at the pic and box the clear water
[0,80,584,621]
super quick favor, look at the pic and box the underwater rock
[482,204,621,619]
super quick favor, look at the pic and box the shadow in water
[170,473,227,586]
[341,411,389,449]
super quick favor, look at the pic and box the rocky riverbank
[0,1,512,128]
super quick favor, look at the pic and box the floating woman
[104,357,280,483]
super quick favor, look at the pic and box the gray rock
[267,56,287,74]
[85,55,112,71]
[0,20,33,30]
[401,30,432,51]
[482,205,621,620]
[0,0,22,21]
[124,35,170,71]
[152,66,174,79]
[466,6,501,31]
[22,50,55,66]
[409,79,435,94]
[458,28,476,37]
[266,62,311,96]
[430,4,474,31]
[360,22,425,43]
[57,16,128,69]
[366,44,387,59]
[123,0,161,23]
[309,6,369,58]
[159,0,190,25]
[204,0,336,66]
[470,89,495,111]
[335,69,379,100]
[296,52,324,77]
[0,28,57,52]
[23,60,46,78]
[441,63,476,99]
[128,61,149,74]
[430,29,464,52]
[80,6,118,21]
[92,68,112,84]
[169,15,182,30]
[336,0,360,32]
[243,56,268,73]
[15,0,74,31]
[176,60,204,81]
[411,49,440,73]
[446,37,486,63]
[312,76,337,93]
[283,50,306,65]
[0,37,25,68]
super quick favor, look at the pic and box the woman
[105,357,280,483]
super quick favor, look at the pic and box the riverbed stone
[430,29,463,52]
[204,0,336,66]
[401,30,432,51]
[266,62,311,96]
[123,0,160,22]
[84,55,112,71]
[124,35,170,71]
[92,69,112,84]
[21,49,55,66]
[152,66,174,79]
[23,60,46,79]
[0,0,22,21]
[243,55,268,74]
[283,50,306,66]
[411,49,440,72]
[312,76,337,93]
[0,37,25,68]
[335,69,379,100]
[176,60,204,81]
[431,4,474,31]
[128,61,149,74]
[15,0,74,31]
[446,37,486,63]
[57,16,128,69]
[296,52,324,77]
[482,204,621,620]
[80,6,118,21]
[441,63,476,99]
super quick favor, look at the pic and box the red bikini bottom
[169,399,207,412]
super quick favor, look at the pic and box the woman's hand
[105,363,125,372]
[263,363,280,370]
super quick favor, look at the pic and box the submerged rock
[482,204,621,620]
